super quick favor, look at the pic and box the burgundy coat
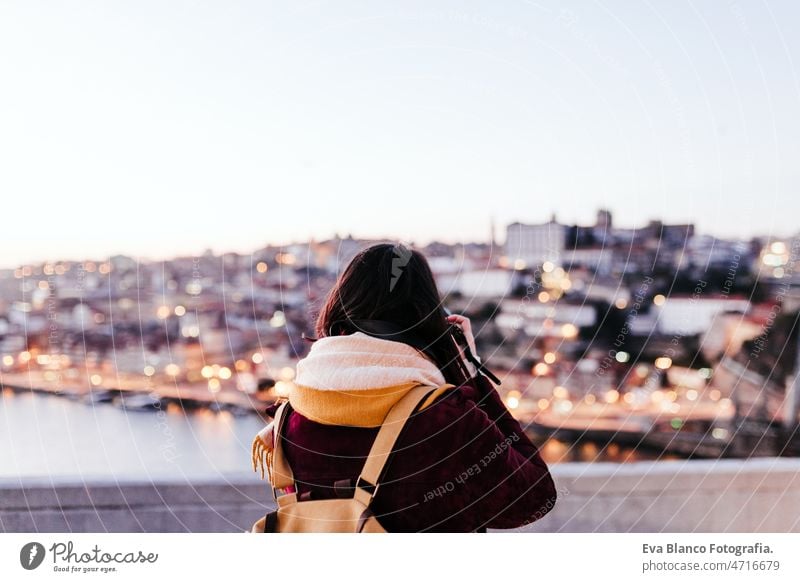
[265,375,557,532]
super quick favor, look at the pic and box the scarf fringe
[251,422,275,483]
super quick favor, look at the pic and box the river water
[0,389,669,479]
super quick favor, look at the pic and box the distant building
[562,210,615,275]
[627,296,751,337]
[436,268,512,299]
[505,217,566,269]
[606,219,696,274]
[594,208,613,243]
[562,247,614,275]
[109,255,138,273]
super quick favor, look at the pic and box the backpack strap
[270,400,296,504]
[271,383,453,508]
[353,384,440,508]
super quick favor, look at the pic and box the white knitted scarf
[294,331,446,390]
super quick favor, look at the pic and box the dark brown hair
[315,243,470,386]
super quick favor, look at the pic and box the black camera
[441,307,501,385]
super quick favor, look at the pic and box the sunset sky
[1,1,799,267]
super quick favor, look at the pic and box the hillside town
[2,209,799,459]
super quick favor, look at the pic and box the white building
[627,297,751,337]
[561,247,614,275]
[505,220,566,269]
[436,268,512,298]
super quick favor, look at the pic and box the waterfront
[0,388,675,479]
[0,388,265,479]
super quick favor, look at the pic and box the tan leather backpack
[251,384,438,533]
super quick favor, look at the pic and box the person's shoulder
[398,381,507,459]
[425,377,497,409]
[413,381,490,430]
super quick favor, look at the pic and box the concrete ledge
[0,473,270,533]
[2,459,799,532]
[525,458,800,533]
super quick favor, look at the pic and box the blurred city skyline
[0,208,788,271]
[2,1,799,267]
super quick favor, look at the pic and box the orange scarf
[290,332,451,427]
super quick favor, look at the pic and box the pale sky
[1,1,799,267]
